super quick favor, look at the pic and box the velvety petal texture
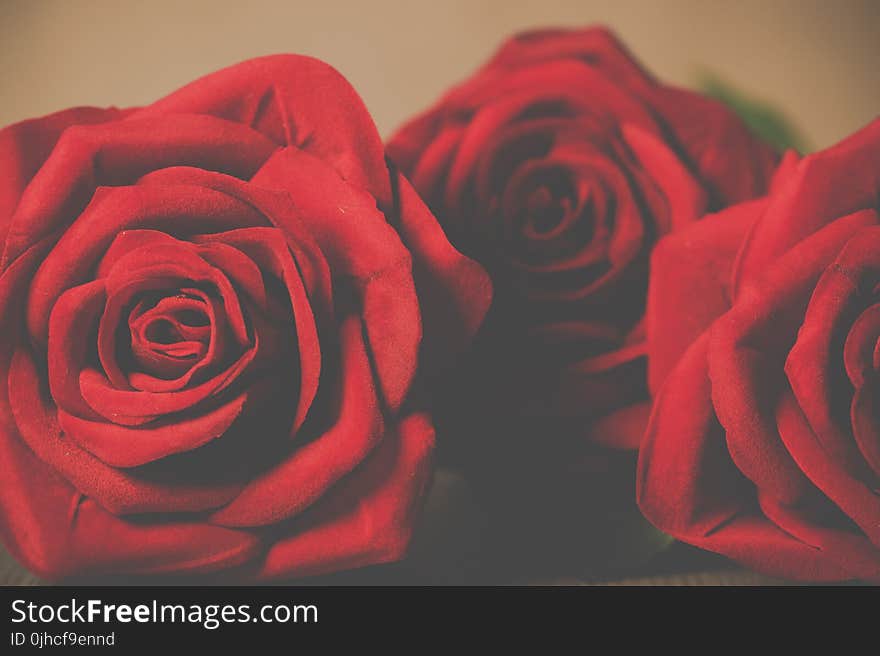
[387,26,776,474]
[639,118,880,582]
[0,55,491,580]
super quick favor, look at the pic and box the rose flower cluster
[0,27,876,583]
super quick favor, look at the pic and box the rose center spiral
[525,186,567,234]
[127,293,214,378]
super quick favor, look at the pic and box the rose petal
[0,106,129,254]
[195,227,324,434]
[10,348,245,514]
[62,498,262,579]
[78,342,256,426]
[647,198,766,394]
[392,173,492,367]
[843,304,880,388]
[637,335,868,581]
[850,383,880,479]
[253,412,434,580]
[127,294,215,385]
[134,169,331,429]
[58,388,251,468]
[487,27,654,88]
[709,211,877,503]
[733,120,880,292]
[621,123,708,229]
[758,493,880,579]
[2,114,276,266]
[27,183,269,346]
[102,242,250,346]
[775,389,880,547]
[46,280,107,421]
[645,86,779,206]
[638,333,754,536]
[785,220,880,479]
[254,148,422,410]
[408,123,465,200]
[440,62,657,212]
[137,55,391,206]
[137,167,333,317]
[211,313,384,526]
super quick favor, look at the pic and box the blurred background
[1,0,877,149]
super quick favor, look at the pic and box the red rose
[638,119,880,581]
[0,56,491,581]
[387,27,778,452]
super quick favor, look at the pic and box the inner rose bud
[128,294,212,377]
[508,169,585,257]
[523,186,563,233]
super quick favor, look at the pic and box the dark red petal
[785,221,880,479]
[196,241,268,310]
[97,229,183,278]
[2,114,276,267]
[733,119,880,293]
[647,199,764,395]
[645,86,779,206]
[386,27,655,184]
[638,333,753,537]
[638,336,870,581]
[408,123,465,196]
[78,344,256,426]
[254,148,422,410]
[850,383,880,479]
[211,313,384,526]
[102,242,250,346]
[487,27,655,88]
[708,212,876,504]
[62,498,262,578]
[137,166,333,318]
[440,62,658,211]
[47,280,107,421]
[758,494,880,578]
[27,183,269,346]
[776,390,880,547]
[0,106,129,256]
[195,227,324,434]
[843,304,880,388]
[253,148,406,279]
[99,228,268,312]
[10,348,245,514]
[621,123,708,229]
[544,341,647,419]
[127,294,216,386]
[58,389,250,468]
[137,55,391,207]
[394,172,492,366]
[253,412,434,580]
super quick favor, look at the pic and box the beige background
[1,0,878,149]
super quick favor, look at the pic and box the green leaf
[698,72,810,153]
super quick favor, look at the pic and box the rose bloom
[388,27,778,457]
[638,119,880,582]
[0,55,491,581]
